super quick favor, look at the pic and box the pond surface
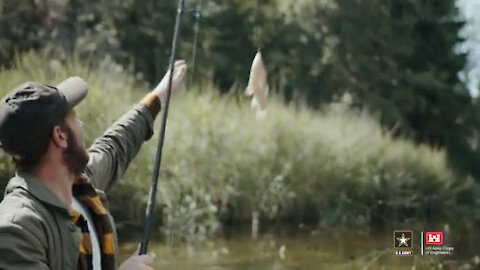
[119,229,479,270]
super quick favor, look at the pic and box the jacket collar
[5,172,73,217]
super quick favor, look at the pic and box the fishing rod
[139,0,186,255]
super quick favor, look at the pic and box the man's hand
[119,251,156,270]
[152,60,187,103]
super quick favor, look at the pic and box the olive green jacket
[0,104,154,270]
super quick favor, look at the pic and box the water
[119,229,479,269]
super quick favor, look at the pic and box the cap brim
[56,76,88,108]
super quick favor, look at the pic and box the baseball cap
[0,77,88,160]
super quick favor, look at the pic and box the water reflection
[119,229,478,269]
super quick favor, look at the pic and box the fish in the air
[246,51,268,115]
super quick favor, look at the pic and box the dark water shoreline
[119,222,479,269]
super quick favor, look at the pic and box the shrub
[1,52,477,242]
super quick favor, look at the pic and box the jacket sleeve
[85,104,154,191]
[0,216,49,270]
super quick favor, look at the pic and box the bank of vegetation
[1,53,478,242]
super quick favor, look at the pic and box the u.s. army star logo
[393,230,413,256]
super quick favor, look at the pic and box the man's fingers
[171,65,187,86]
[165,61,187,79]
[174,60,186,67]
[119,253,155,270]
[138,254,154,265]
[174,62,187,72]
[174,65,187,78]
[164,60,185,76]
[151,59,187,100]
[166,60,186,72]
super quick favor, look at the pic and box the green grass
[0,51,478,242]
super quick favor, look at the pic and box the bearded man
[0,60,186,270]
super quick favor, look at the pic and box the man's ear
[51,125,68,149]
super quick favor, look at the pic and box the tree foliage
[1,0,480,179]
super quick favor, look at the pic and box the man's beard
[62,126,89,175]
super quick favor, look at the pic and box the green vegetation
[1,53,478,242]
[2,0,480,182]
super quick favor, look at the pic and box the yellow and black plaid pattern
[71,176,115,270]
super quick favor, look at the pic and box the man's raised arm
[84,60,186,191]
